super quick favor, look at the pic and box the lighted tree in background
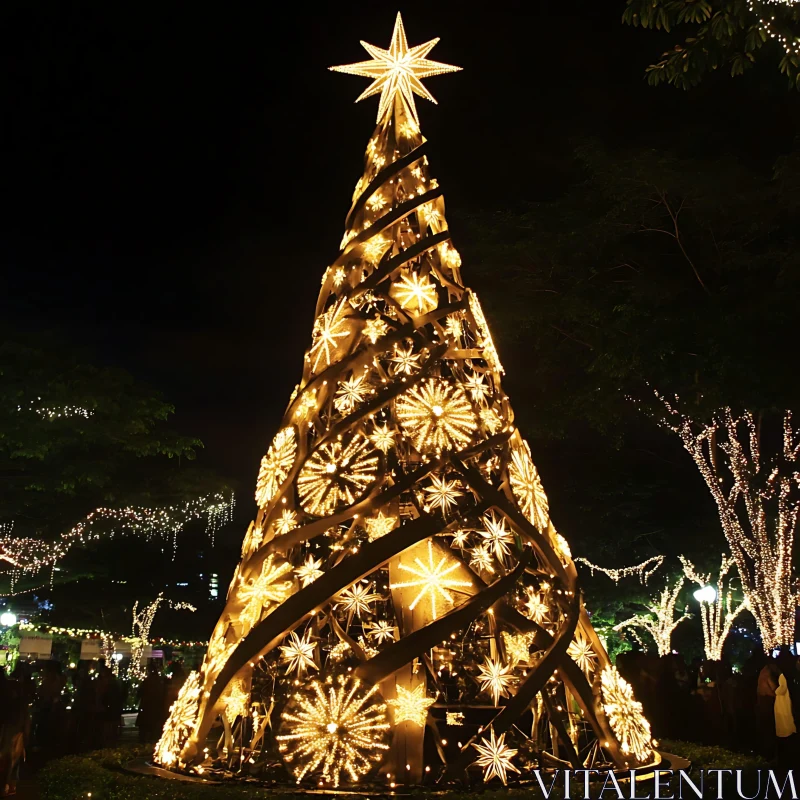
[153,13,656,786]
[659,396,800,651]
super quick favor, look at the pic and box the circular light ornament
[255,427,297,509]
[297,433,380,516]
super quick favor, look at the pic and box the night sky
[2,3,796,619]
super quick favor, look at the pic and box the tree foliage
[622,0,800,89]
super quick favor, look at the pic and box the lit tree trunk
[657,395,800,652]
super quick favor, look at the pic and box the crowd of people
[0,658,187,797]
[618,647,800,767]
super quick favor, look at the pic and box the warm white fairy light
[364,511,397,541]
[297,434,380,516]
[329,12,461,125]
[601,666,653,763]
[477,656,515,706]
[613,573,690,657]
[387,684,436,726]
[424,473,464,512]
[391,540,471,619]
[336,582,381,618]
[575,555,665,585]
[680,554,748,661]
[367,620,397,643]
[128,595,195,681]
[446,711,465,726]
[746,0,800,56]
[276,674,390,787]
[310,299,352,373]
[256,427,297,508]
[395,378,477,453]
[472,728,520,785]
[468,291,503,374]
[280,630,318,675]
[479,511,514,561]
[390,270,439,316]
[296,555,325,587]
[334,374,372,414]
[656,392,800,651]
[154,671,202,767]
[508,438,549,531]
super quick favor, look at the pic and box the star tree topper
[330,12,461,124]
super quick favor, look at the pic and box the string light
[276,674,390,787]
[472,729,520,785]
[575,555,665,585]
[387,684,436,726]
[680,554,748,662]
[655,391,800,651]
[746,0,800,56]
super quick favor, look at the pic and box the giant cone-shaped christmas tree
[155,14,656,786]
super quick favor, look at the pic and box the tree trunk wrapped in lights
[680,554,748,662]
[154,13,657,786]
[657,392,800,652]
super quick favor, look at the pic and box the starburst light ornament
[601,666,653,762]
[391,540,472,619]
[337,582,381,618]
[280,630,318,675]
[472,728,520,785]
[297,434,380,516]
[424,473,464,512]
[255,428,297,508]
[273,508,298,535]
[568,634,597,675]
[367,620,397,643]
[388,684,436,727]
[330,12,461,125]
[334,374,372,414]
[276,674,391,787]
[502,631,534,666]
[364,511,397,541]
[390,270,439,315]
[469,543,495,574]
[508,438,549,530]
[310,299,352,373]
[395,378,477,454]
[388,341,422,375]
[477,656,515,706]
[524,586,549,623]
[238,556,294,631]
[154,671,202,767]
[369,422,396,452]
[296,555,324,587]
[479,511,514,561]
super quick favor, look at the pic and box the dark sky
[2,2,795,564]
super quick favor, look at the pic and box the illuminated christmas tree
[154,13,656,785]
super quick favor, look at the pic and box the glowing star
[365,511,397,542]
[477,657,515,706]
[255,427,297,508]
[601,666,653,763]
[222,678,251,725]
[567,635,597,675]
[424,473,464,513]
[472,729,520,785]
[502,631,534,666]
[450,528,471,548]
[367,620,397,643]
[336,582,381,618]
[297,434,380,517]
[523,587,549,623]
[479,511,514,561]
[238,556,294,631]
[295,389,318,421]
[310,299,352,373]
[508,439,549,531]
[387,684,436,727]
[469,544,495,574]
[439,241,462,271]
[273,508,298,535]
[444,314,463,339]
[363,315,389,344]
[480,407,502,434]
[362,235,390,264]
[467,291,503,374]
[153,670,201,767]
[367,194,387,211]
[388,342,422,375]
[296,555,324,587]
[553,532,572,563]
[334,373,372,414]
[389,270,439,315]
[395,378,477,454]
[391,540,471,619]
[369,422,396,453]
[276,674,390,788]
[329,12,461,125]
[464,372,489,401]
[280,630,318,675]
